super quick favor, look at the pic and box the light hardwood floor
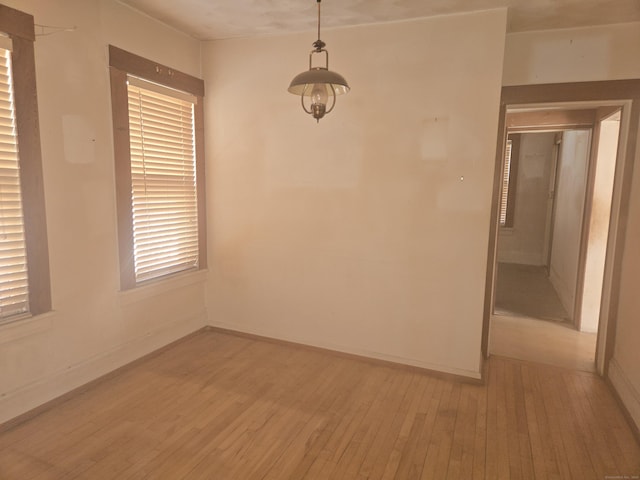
[1,329,638,479]
[490,314,597,372]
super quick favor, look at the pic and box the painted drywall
[504,21,640,431]
[503,22,640,86]
[549,130,590,318]
[0,0,207,424]
[580,117,619,333]
[203,9,507,378]
[497,132,555,266]
[610,120,640,430]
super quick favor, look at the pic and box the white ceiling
[118,0,640,40]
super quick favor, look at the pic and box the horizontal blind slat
[499,140,513,226]
[0,47,29,318]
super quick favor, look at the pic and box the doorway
[493,129,577,323]
[481,80,640,378]
[493,119,607,371]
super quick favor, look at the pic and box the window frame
[108,45,207,290]
[0,4,51,320]
[499,133,520,229]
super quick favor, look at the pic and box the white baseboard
[608,357,640,432]
[0,311,206,425]
[208,320,482,380]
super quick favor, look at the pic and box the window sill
[118,268,208,307]
[0,311,56,345]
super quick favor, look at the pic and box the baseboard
[206,321,483,383]
[0,311,206,426]
[607,357,640,444]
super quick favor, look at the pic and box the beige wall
[503,22,640,86]
[0,0,207,423]
[609,151,640,430]
[504,22,640,430]
[203,9,507,378]
[549,130,590,318]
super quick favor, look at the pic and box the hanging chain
[317,0,321,42]
[312,0,326,51]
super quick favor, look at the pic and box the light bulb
[310,83,328,106]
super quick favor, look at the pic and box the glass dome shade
[288,68,350,96]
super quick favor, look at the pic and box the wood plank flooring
[1,329,638,479]
[490,314,597,372]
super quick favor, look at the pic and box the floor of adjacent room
[0,328,638,479]
[491,262,597,372]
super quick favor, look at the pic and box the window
[109,46,206,289]
[0,4,51,322]
[499,139,513,226]
[127,78,199,282]
[0,39,29,317]
[499,134,520,228]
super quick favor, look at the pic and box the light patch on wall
[420,116,449,164]
[264,115,363,189]
[62,115,96,164]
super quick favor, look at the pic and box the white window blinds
[127,77,199,283]
[0,43,30,319]
[499,139,513,226]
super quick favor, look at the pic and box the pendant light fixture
[288,0,350,122]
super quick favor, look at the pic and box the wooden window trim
[0,4,35,41]
[108,46,204,97]
[108,46,207,290]
[0,3,51,317]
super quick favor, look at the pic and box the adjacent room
[1,0,639,478]
[490,106,622,372]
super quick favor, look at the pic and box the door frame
[481,80,640,377]
[573,108,623,332]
